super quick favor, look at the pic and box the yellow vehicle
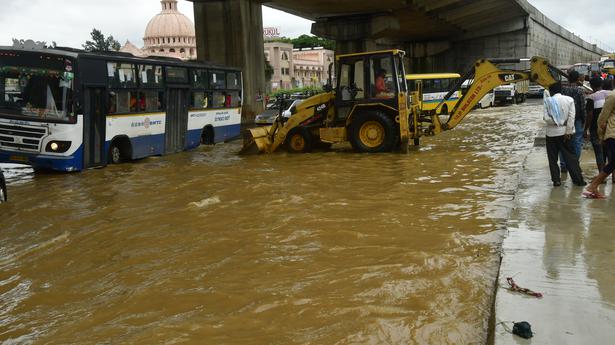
[243,50,413,154]
[406,73,461,115]
[603,59,615,76]
[242,53,565,154]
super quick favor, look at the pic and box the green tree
[291,35,335,50]
[83,28,121,52]
[264,59,274,82]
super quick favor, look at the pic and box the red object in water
[506,277,543,298]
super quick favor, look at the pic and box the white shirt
[544,93,576,137]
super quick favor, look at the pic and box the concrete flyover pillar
[193,0,265,125]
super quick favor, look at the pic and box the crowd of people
[543,70,615,199]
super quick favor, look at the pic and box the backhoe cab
[241,50,414,154]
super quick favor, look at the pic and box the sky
[0,0,612,53]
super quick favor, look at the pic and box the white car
[281,99,303,118]
[254,98,304,125]
[477,90,495,109]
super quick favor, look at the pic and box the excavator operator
[374,68,394,99]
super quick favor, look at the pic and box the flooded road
[1,101,543,344]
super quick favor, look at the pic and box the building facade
[120,0,196,60]
[293,48,335,88]
[264,41,334,91]
[264,42,294,91]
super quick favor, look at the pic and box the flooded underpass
[1,101,544,344]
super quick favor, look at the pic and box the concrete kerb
[486,131,541,344]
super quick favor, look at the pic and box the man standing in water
[544,82,586,187]
[585,77,610,175]
[560,71,586,172]
[584,91,615,198]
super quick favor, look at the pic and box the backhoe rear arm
[433,57,564,134]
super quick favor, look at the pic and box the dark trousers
[546,135,585,184]
[589,127,605,168]
[604,138,615,175]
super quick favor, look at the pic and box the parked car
[254,98,304,125]
[477,90,495,109]
[527,83,545,98]
[0,169,7,203]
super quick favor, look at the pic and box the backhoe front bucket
[239,126,274,154]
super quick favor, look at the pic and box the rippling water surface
[0,101,542,344]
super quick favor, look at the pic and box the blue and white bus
[0,45,242,171]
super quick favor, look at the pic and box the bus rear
[406,73,461,115]
[0,48,83,171]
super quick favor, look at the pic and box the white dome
[144,1,195,39]
[142,0,196,60]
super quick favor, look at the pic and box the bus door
[165,88,189,154]
[83,87,107,168]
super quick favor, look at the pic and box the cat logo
[503,74,516,82]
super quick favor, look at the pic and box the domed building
[120,0,197,60]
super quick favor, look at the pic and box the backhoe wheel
[349,111,397,153]
[286,127,313,153]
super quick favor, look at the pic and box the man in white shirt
[544,82,586,186]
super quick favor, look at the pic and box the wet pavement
[1,100,611,344]
[493,137,615,343]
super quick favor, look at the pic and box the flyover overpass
[189,0,607,119]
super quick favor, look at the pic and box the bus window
[0,67,74,122]
[210,71,226,90]
[108,62,137,88]
[212,92,226,108]
[129,92,139,113]
[138,65,163,88]
[139,91,163,112]
[227,91,241,107]
[192,69,208,89]
[166,67,188,84]
[191,91,210,109]
[108,92,117,114]
[226,72,241,89]
[109,91,131,114]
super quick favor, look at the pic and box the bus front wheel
[109,144,122,164]
[201,126,215,145]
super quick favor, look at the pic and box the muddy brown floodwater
[1,101,544,344]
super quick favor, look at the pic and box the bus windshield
[0,56,75,122]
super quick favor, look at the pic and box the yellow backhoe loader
[241,51,566,154]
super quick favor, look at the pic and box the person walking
[544,82,586,187]
[560,71,586,172]
[584,91,615,198]
[584,77,610,175]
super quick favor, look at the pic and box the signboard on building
[263,27,281,39]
